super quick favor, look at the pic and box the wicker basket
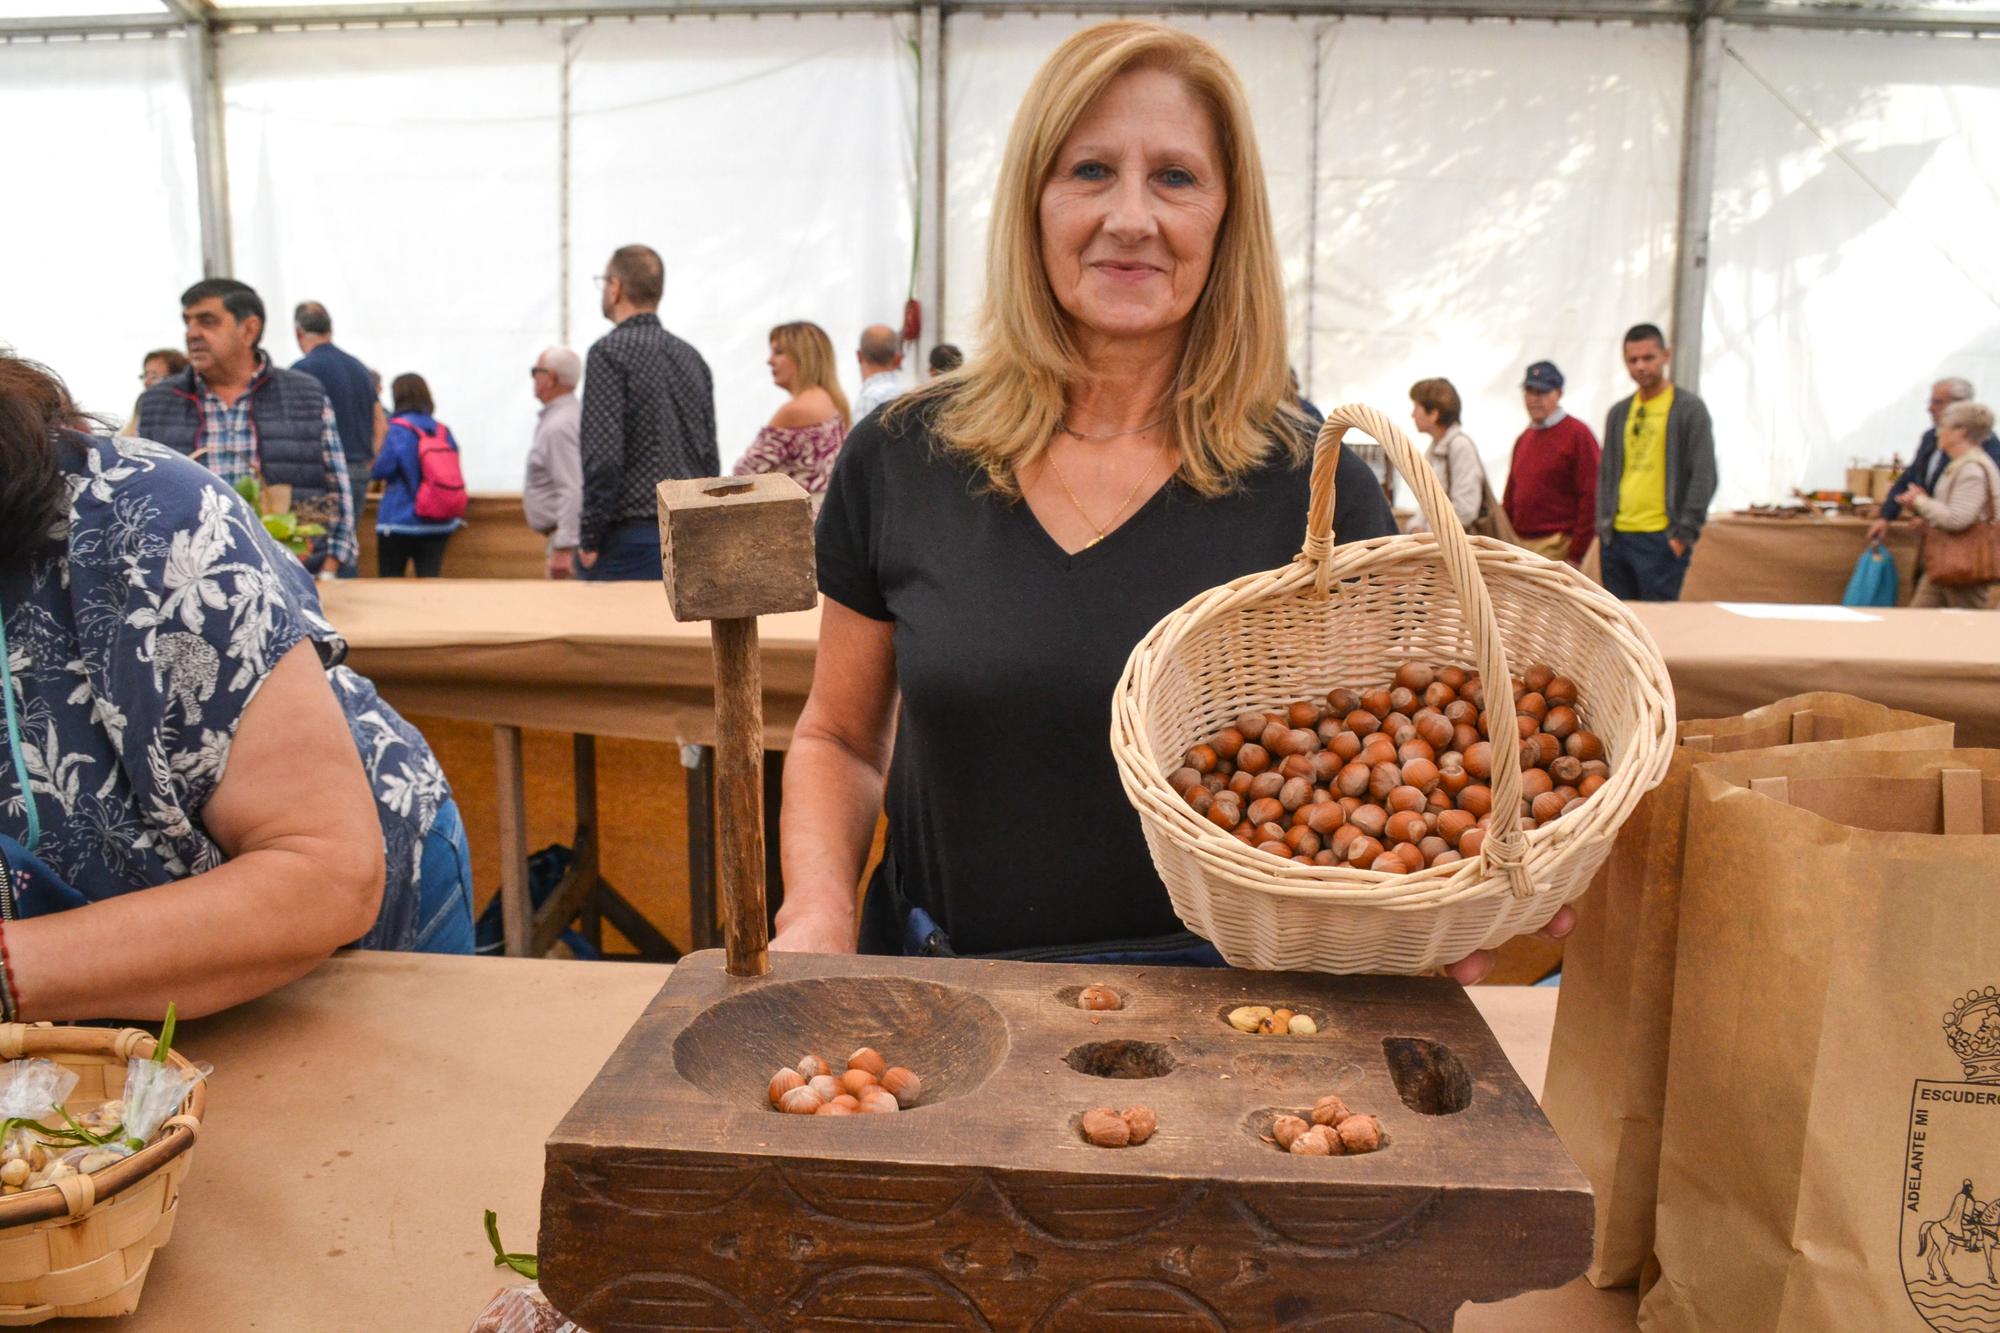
[1111,403,1675,973]
[0,1024,205,1325]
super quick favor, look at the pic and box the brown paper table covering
[1627,602,2000,748]
[356,494,549,581]
[32,954,1631,1332]
[320,580,820,747]
[1577,513,1923,605]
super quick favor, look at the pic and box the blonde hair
[895,20,1298,498]
[771,321,850,428]
[1941,400,1994,442]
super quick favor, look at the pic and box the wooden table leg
[493,724,531,958]
[682,744,718,953]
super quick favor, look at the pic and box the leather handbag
[1920,463,2000,586]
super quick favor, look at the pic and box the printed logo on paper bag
[1904,985,2000,1329]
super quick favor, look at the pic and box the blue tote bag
[1841,543,1899,607]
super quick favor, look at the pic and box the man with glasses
[1866,377,2000,544]
[523,347,584,580]
[1596,322,1716,601]
[577,244,717,581]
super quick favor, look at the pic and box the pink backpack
[396,416,468,523]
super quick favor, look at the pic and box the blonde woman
[732,321,850,497]
[769,22,1560,978]
[1899,400,2000,608]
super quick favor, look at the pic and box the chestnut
[1237,744,1272,774]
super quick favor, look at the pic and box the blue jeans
[411,797,476,954]
[337,469,370,578]
[582,522,664,582]
[1602,530,1690,602]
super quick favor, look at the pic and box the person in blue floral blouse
[0,354,473,1023]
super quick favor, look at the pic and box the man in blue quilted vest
[134,278,357,575]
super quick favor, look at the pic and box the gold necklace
[1046,436,1168,548]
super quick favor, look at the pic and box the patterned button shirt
[579,313,718,552]
[0,435,446,950]
[189,354,358,569]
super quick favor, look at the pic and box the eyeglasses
[591,274,611,289]
[529,366,550,378]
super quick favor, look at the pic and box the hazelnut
[1542,705,1579,739]
[1311,1094,1351,1127]
[1368,762,1403,801]
[841,1069,880,1097]
[1463,741,1493,780]
[1460,827,1488,858]
[1169,766,1203,795]
[1078,984,1123,1011]
[810,1074,842,1101]
[1206,800,1241,831]
[1388,716,1417,744]
[1396,739,1436,768]
[1425,786,1453,815]
[1581,759,1611,779]
[1236,744,1273,775]
[1309,750,1344,784]
[881,1067,923,1108]
[1313,849,1339,866]
[1329,732,1363,761]
[1549,755,1584,785]
[770,1069,806,1106]
[1335,761,1371,798]
[1394,662,1435,691]
[1325,688,1360,715]
[1306,802,1345,835]
[1346,836,1385,869]
[1419,835,1450,863]
[1272,1114,1310,1150]
[832,1094,862,1111]
[1457,784,1493,818]
[1227,772,1255,797]
[779,1086,825,1115]
[1453,723,1482,754]
[1417,713,1455,752]
[1336,1114,1385,1154]
[1186,744,1219,773]
[1520,768,1554,799]
[1534,733,1564,767]
[1438,763,1471,797]
[1384,810,1427,845]
[1386,784,1426,814]
[1279,754,1315,781]
[1435,809,1476,846]
[858,1087,901,1114]
[1515,714,1541,741]
[1256,820,1289,844]
[1214,727,1246,759]
[1438,665,1469,690]
[816,1100,856,1116]
[1327,823,1361,858]
[0,1160,29,1188]
[1229,1005,1272,1032]
[1523,664,1555,694]
[1360,688,1393,719]
[1248,771,1285,800]
[1185,789,1213,816]
[1566,731,1604,762]
[1288,1013,1318,1035]
[1255,840,1290,860]
[1289,1125,1336,1156]
[1236,710,1271,738]
[1348,804,1388,838]
[1260,720,1290,753]
[1288,700,1322,728]
[1282,728,1321,758]
[849,1047,888,1078]
[1445,698,1479,725]
[1579,773,1608,798]
[1121,1106,1158,1145]
[1247,797,1285,828]
[1544,676,1578,705]
[1345,710,1381,738]
[1431,850,1463,867]
[1562,797,1586,816]
[1082,1107,1131,1147]
[1518,692,1548,723]
[1423,681,1457,711]
[1388,686,1419,716]
[797,1054,830,1080]
[1279,777,1313,811]
[1387,843,1427,873]
[1462,677,1487,708]
[1531,792,1567,823]
[1283,826,1321,857]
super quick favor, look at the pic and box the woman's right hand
[770,905,858,954]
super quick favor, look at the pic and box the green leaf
[483,1210,539,1280]
[154,1003,177,1065]
[262,512,298,541]
[234,476,262,507]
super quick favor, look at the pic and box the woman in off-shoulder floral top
[732,321,850,499]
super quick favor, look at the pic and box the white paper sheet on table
[1716,603,1883,622]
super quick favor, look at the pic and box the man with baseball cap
[1502,360,1601,565]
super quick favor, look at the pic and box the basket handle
[1299,403,1533,900]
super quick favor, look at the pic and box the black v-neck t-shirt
[816,400,1397,956]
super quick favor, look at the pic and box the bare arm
[7,642,385,1020]
[771,601,898,954]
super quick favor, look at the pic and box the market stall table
[38,953,1635,1332]
[1628,601,2000,747]
[1577,512,1925,605]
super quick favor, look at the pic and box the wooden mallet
[656,473,818,978]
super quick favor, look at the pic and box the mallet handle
[711,616,770,977]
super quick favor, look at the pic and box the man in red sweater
[1502,361,1601,565]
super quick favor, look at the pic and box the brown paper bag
[1641,750,2000,1332]
[1544,693,1954,1287]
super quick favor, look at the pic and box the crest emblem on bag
[1903,985,2000,1329]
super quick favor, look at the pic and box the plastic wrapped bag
[468,1284,578,1333]
[0,1058,78,1190]
[31,1052,209,1189]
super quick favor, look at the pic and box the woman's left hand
[1897,484,1926,505]
[1443,905,1577,985]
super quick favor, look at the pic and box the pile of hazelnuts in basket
[1167,661,1610,872]
[768,1048,921,1116]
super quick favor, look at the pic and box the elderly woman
[1407,376,1487,532]
[769,22,1564,981]
[0,354,474,1023]
[1899,400,2000,608]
